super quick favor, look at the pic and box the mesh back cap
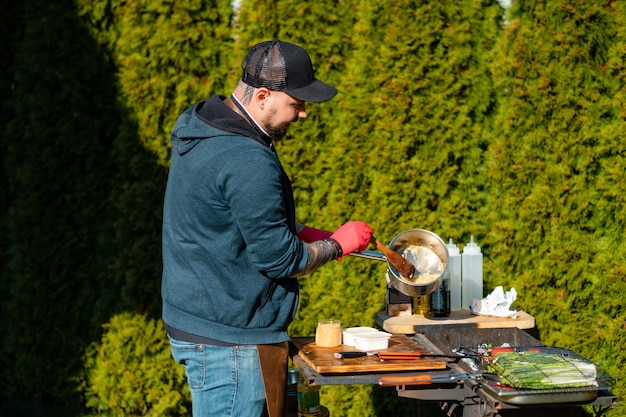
[241,40,338,103]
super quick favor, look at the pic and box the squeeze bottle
[461,235,483,310]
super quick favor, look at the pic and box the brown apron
[257,341,289,417]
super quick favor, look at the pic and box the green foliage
[485,0,626,414]
[256,0,504,415]
[82,312,190,417]
[1,0,625,416]
[76,0,235,167]
[0,0,120,408]
[0,0,24,406]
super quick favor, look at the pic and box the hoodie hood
[170,95,269,156]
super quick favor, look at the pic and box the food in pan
[487,350,597,389]
[398,245,444,284]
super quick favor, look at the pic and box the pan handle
[347,249,386,262]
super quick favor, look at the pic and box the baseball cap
[241,40,338,103]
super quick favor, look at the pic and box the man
[162,40,373,417]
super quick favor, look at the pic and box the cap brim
[285,79,338,103]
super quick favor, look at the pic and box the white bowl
[342,327,379,346]
[353,331,392,351]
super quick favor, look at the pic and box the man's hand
[330,221,374,255]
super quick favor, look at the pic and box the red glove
[298,226,333,243]
[330,221,374,255]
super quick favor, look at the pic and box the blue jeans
[169,337,266,417]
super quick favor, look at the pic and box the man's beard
[264,122,288,141]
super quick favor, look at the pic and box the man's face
[261,91,307,140]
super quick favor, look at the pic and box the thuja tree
[75,0,235,319]
[0,0,119,410]
[330,0,503,237]
[74,0,236,412]
[83,313,189,417]
[1,0,236,412]
[78,0,236,166]
[485,0,626,412]
[0,0,24,404]
[315,2,503,415]
[303,0,503,333]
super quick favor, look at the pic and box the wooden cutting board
[298,334,448,374]
[376,309,536,334]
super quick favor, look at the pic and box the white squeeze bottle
[462,235,483,310]
[446,239,462,311]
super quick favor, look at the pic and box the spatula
[370,235,416,281]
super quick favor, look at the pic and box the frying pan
[349,229,449,297]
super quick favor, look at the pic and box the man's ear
[255,88,270,109]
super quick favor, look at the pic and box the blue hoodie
[162,95,308,345]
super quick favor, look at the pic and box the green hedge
[1,0,624,416]
[82,313,189,416]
